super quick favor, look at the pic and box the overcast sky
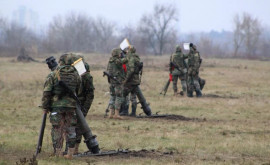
[0,0,269,33]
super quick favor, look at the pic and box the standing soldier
[75,62,95,154]
[187,43,202,97]
[170,45,188,96]
[41,53,82,159]
[107,48,128,119]
[123,45,152,116]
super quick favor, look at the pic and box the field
[0,55,270,165]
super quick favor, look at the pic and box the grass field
[0,55,270,165]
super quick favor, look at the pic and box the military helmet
[175,45,182,52]
[46,56,58,71]
[111,48,122,56]
[129,45,136,53]
[58,53,81,65]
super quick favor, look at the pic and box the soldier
[107,48,128,119]
[187,43,202,97]
[123,45,151,116]
[41,53,82,159]
[170,45,188,96]
[75,62,95,154]
[58,54,96,155]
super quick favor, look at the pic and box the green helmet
[175,45,182,52]
[111,48,121,57]
[59,53,80,66]
[129,45,136,53]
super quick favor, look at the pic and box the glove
[169,74,173,82]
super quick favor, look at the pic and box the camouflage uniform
[41,54,81,155]
[123,46,151,116]
[187,44,202,97]
[107,48,128,118]
[75,62,95,152]
[170,45,188,96]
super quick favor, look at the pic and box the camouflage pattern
[76,62,95,144]
[123,46,151,116]
[124,46,141,85]
[170,45,188,94]
[50,108,77,149]
[107,48,127,111]
[41,53,82,149]
[187,45,202,94]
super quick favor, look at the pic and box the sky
[0,0,269,33]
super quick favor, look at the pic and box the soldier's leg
[199,77,206,90]
[129,92,137,116]
[108,85,116,118]
[64,110,77,159]
[193,75,202,97]
[172,75,178,95]
[180,74,187,96]
[134,85,152,116]
[187,75,194,97]
[114,84,124,119]
[50,110,65,156]
[120,95,129,116]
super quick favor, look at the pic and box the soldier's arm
[124,58,135,83]
[194,53,201,71]
[82,74,95,115]
[41,74,54,111]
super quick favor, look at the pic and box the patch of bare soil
[203,93,239,99]
[136,114,206,122]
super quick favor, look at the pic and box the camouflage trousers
[123,85,146,109]
[172,74,187,93]
[187,74,201,92]
[122,92,137,110]
[49,108,77,149]
[109,84,123,110]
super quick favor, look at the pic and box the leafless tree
[46,13,95,53]
[92,17,116,53]
[233,13,262,58]
[138,3,178,55]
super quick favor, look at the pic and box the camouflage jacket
[171,51,188,76]
[125,52,141,85]
[107,55,128,85]
[78,70,94,115]
[42,65,81,109]
[188,49,201,73]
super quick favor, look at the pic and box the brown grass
[0,55,270,164]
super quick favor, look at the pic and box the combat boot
[129,104,137,117]
[187,91,193,97]
[64,148,75,160]
[119,105,129,116]
[74,143,80,155]
[196,90,202,97]
[113,109,124,119]
[108,108,114,119]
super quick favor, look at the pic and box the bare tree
[138,3,178,55]
[233,14,245,57]
[233,13,262,58]
[93,17,116,53]
[46,13,95,53]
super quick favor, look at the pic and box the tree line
[0,4,269,59]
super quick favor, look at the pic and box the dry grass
[0,55,270,165]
